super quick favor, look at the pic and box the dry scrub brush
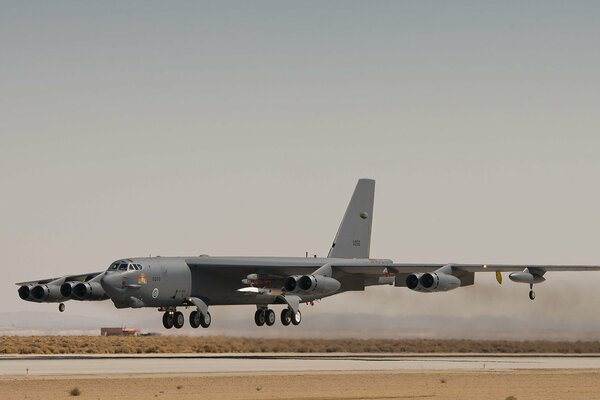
[1,336,600,354]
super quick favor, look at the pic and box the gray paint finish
[15,179,600,329]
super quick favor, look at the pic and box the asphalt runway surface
[2,353,600,376]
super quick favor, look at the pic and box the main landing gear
[162,309,211,329]
[58,303,65,312]
[162,310,184,329]
[189,310,211,328]
[254,308,301,327]
[529,284,536,301]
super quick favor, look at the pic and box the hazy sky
[2,1,600,338]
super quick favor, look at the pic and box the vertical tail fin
[327,179,375,259]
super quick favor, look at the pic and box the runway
[2,353,600,376]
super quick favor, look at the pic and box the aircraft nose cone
[100,271,123,297]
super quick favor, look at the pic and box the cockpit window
[108,261,141,271]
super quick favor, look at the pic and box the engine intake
[406,273,425,291]
[60,282,75,298]
[18,285,34,301]
[283,276,300,292]
[31,285,49,300]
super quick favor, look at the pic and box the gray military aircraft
[16,179,600,329]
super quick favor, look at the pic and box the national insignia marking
[137,273,148,285]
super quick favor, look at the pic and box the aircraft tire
[173,311,185,329]
[58,303,65,312]
[265,309,275,326]
[529,290,536,300]
[189,311,201,328]
[280,309,291,326]
[162,312,174,329]
[254,309,266,326]
[291,310,302,326]
[200,311,211,328]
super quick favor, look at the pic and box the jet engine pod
[31,284,49,300]
[298,275,316,291]
[419,272,461,292]
[31,284,67,302]
[405,273,426,291]
[72,282,106,300]
[284,276,300,292]
[297,275,341,295]
[60,282,76,298]
[18,285,35,301]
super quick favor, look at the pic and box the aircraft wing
[335,262,600,274]
[15,271,103,286]
[186,257,600,279]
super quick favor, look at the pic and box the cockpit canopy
[108,261,142,272]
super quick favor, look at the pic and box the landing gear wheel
[281,309,292,326]
[162,312,174,329]
[200,312,211,328]
[529,290,536,300]
[190,311,201,328]
[58,303,65,312]
[173,311,185,329]
[265,309,276,326]
[291,310,302,326]
[254,309,266,326]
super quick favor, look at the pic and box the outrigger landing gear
[529,284,536,301]
[58,303,65,312]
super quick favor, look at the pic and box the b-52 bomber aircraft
[17,179,600,330]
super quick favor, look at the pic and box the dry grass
[1,336,600,354]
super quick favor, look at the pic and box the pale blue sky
[1,1,600,337]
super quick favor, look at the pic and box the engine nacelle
[405,273,426,291]
[31,284,66,302]
[72,281,106,300]
[60,282,76,298]
[18,285,37,302]
[297,275,341,295]
[406,271,461,292]
[283,275,300,292]
[420,272,461,292]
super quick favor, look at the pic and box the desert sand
[2,370,600,400]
